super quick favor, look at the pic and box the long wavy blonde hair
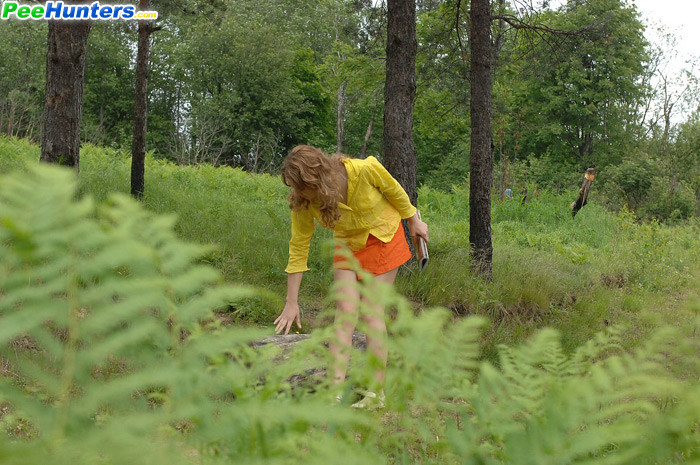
[281,145,346,228]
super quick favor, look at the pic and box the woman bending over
[274,145,429,408]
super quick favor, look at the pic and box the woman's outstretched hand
[274,301,302,335]
[408,212,429,243]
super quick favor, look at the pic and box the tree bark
[131,0,153,199]
[383,0,418,206]
[578,130,593,171]
[360,118,373,158]
[469,0,494,280]
[40,17,91,169]
[336,81,346,153]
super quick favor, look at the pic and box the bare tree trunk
[500,150,509,202]
[16,108,28,138]
[40,16,91,169]
[99,102,104,136]
[578,130,593,171]
[383,0,418,206]
[494,0,507,60]
[7,99,14,136]
[336,81,346,153]
[469,0,493,280]
[360,118,373,158]
[131,0,154,199]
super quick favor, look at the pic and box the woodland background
[0,1,699,464]
[1,0,698,222]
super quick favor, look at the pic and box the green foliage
[3,137,699,352]
[159,0,336,168]
[0,136,37,172]
[0,20,46,141]
[1,165,698,464]
[313,0,387,157]
[414,1,471,187]
[499,0,648,170]
[455,326,699,465]
[0,164,370,464]
[640,177,696,223]
[604,152,656,209]
[399,180,700,356]
[603,135,698,223]
[82,22,136,148]
[5,0,697,203]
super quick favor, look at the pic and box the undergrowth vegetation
[0,163,698,464]
[1,136,699,361]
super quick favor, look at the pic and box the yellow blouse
[285,156,417,274]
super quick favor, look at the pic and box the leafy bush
[0,136,37,172]
[639,177,696,224]
[603,152,656,211]
[603,150,697,223]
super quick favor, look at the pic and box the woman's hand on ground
[274,301,302,335]
[408,213,429,243]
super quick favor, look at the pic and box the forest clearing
[1,0,699,463]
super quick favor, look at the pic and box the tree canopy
[0,0,697,220]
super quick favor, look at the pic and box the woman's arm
[274,272,304,335]
[286,208,315,273]
[365,156,417,219]
[365,157,429,241]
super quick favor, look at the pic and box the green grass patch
[2,136,699,363]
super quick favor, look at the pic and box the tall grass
[2,136,699,359]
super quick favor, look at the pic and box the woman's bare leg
[329,268,360,384]
[360,266,399,388]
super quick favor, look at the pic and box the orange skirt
[333,222,412,276]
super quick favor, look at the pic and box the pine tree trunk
[131,0,152,199]
[40,17,91,169]
[383,0,417,206]
[469,0,494,279]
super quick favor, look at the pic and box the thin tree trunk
[131,0,153,199]
[15,108,28,138]
[360,118,373,158]
[494,0,506,60]
[40,15,91,169]
[578,130,593,171]
[383,0,418,206]
[7,100,14,136]
[469,0,493,280]
[336,81,345,153]
[99,102,104,136]
[500,152,509,202]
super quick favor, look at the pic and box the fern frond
[451,324,693,465]
[1,165,379,465]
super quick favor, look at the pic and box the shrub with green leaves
[1,165,698,464]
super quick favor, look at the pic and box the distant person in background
[274,145,429,409]
[520,186,529,204]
